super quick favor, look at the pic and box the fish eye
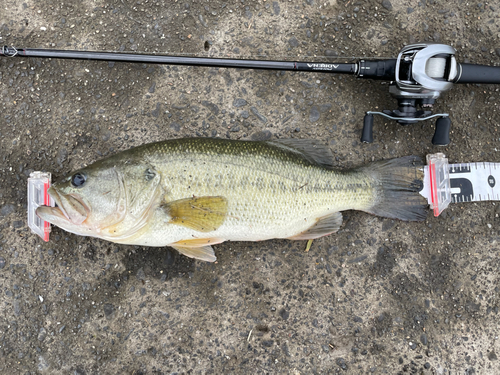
[71,172,87,188]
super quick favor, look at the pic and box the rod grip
[361,114,374,143]
[454,63,500,84]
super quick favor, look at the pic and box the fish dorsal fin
[267,139,334,168]
[163,196,228,232]
[288,212,343,240]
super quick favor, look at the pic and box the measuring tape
[421,153,500,216]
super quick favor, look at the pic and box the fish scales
[36,138,427,261]
[125,139,374,243]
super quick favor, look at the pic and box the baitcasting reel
[359,43,500,146]
[360,43,457,146]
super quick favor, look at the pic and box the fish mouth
[36,187,89,225]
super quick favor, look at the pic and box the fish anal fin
[163,196,228,232]
[289,212,343,240]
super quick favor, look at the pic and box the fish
[36,137,427,262]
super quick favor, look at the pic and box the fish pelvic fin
[288,212,343,240]
[163,196,228,232]
[361,156,428,221]
[170,237,225,262]
[171,245,217,262]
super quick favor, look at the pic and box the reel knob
[361,114,374,143]
[432,117,451,146]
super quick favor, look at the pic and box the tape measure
[421,153,500,216]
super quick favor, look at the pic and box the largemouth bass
[36,138,427,261]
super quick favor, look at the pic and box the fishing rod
[3,43,500,145]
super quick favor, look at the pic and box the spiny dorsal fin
[267,138,334,168]
[288,211,343,240]
[163,196,228,232]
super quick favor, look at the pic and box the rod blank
[1,46,357,74]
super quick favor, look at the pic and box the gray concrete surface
[1,0,500,374]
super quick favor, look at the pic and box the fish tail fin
[361,156,428,221]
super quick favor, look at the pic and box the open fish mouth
[36,187,89,225]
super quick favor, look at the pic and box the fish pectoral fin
[288,212,343,240]
[163,196,228,232]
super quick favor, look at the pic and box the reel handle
[432,117,451,146]
[361,114,374,143]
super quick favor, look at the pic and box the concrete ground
[1,0,500,373]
